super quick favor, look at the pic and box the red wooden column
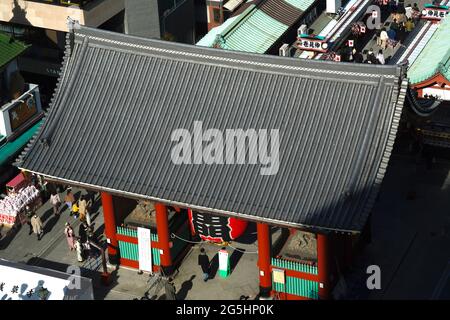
[257,222,272,298]
[101,192,119,264]
[155,202,173,275]
[317,233,330,300]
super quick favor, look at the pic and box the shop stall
[0,172,41,226]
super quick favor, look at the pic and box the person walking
[64,189,75,216]
[78,222,88,244]
[30,214,44,241]
[64,223,76,251]
[74,238,84,262]
[380,28,389,49]
[404,18,415,32]
[412,3,421,24]
[353,49,364,63]
[78,195,92,223]
[198,248,210,282]
[24,205,34,235]
[164,277,177,300]
[50,192,61,216]
[376,50,386,65]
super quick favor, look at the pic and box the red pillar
[317,233,331,300]
[101,192,119,264]
[155,202,173,275]
[257,222,272,298]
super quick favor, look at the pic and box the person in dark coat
[198,248,210,282]
[24,205,34,235]
[352,49,364,63]
[78,222,88,244]
[164,277,177,300]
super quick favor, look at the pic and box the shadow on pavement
[177,275,195,300]
[229,248,244,274]
[43,215,60,235]
[208,253,219,279]
[0,224,20,250]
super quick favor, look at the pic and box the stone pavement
[339,142,450,300]
[0,187,92,263]
[360,0,429,63]
[0,187,107,289]
[97,224,283,300]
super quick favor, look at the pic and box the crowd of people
[22,185,97,262]
[345,1,422,65]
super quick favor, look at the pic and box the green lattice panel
[271,258,318,275]
[117,227,160,265]
[273,276,319,299]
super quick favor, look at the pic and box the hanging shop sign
[137,227,153,273]
[421,4,449,20]
[297,34,329,53]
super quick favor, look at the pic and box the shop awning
[0,120,43,167]
[17,26,408,232]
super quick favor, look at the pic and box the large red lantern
[188,209,248,243]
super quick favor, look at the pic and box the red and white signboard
[297,37,329,53]
[421,5,449,20]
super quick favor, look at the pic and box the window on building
[213,8,221,23]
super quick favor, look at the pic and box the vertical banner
[137,227,153,273]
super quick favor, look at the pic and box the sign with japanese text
[137,227,153,273]
[297,35,329,53]
[0,265,70,300]
[8,94,38,131]
[421,4,449,20]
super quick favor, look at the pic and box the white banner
[137,227,153,273]
[0,265,70,300]
[219,249,229,272]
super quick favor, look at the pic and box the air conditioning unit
[298,24,308,36]
[327,0,342,14]
[279,43,290,57]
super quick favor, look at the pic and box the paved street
[340,139,450,300]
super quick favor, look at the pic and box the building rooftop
[17,26,407,232]
[197,0,316,54]
[408,16,450,85]
[0,32,28,69]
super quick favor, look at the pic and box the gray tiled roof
[17,26,408,232]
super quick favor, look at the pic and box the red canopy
[6,172,27,191]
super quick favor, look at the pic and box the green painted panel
[118,227,160,265]
[152,248,160,266]
[273,276,319,299]
[271,258,317,275]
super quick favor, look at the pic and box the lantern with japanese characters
[188,209,248,243]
